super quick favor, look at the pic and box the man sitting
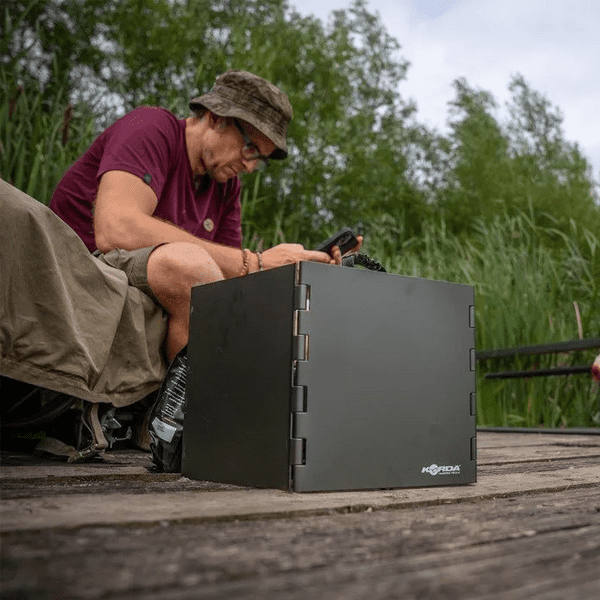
[49,69,342,362]
[1,71,358,451]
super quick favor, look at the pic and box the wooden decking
[2,431,599,599]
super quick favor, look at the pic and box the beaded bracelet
[240,249,252,276]
[256,251,264,271]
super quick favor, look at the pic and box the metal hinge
[469,305,476,328]
[291,283,310,469]
[294,283,310,311]
[291,385,306,413]
[292,334,308,361]
[470,349,477,371]
[290,408,308,467]
[293,283,311,387]
[290,437,305,465]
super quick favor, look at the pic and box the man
[50,70,357,362]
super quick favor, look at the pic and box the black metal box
[182,261,476,492]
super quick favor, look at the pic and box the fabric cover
[0,179,167,407]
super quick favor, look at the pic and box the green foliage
[1,1,101,202]
[222,0,426,247]
[0,66,96,204]
[369,211,599,428]
[1,0,106,102]
[2,0,599,427]
[442,75,600,254]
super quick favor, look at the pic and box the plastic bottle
[149,346,188,472]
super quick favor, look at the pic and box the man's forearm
[96,211,255,278]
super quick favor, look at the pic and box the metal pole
[484,365,591,379]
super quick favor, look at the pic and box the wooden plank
[2,433,599,600]
[479,445,600,464]
[2,460,598,532]
[2,456,598,504]
[0,464,158,480]
[1,433,599,532]
[2,432,597,481]
[2,488,599,600]
[477,432,600,448]
[3,440,598,482]
[0,474,245,499]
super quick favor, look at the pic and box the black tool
[315,227,358,256]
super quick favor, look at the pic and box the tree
[441,77,512,233]
[505,74,598,237]
[440,75,600,246]
[218,0,427,248]
[7,2,596,255]
[3,0,427,249]
[1,1,105,100]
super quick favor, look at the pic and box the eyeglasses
[233,119,270,170]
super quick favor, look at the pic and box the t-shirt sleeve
[213,177,243,249]
[96,107,177,199]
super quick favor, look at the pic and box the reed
[3,61,598,427]
[0,71,95,204]
[241,183,599,428]
[366,213,600,428]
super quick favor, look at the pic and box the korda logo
[422,464,461,476]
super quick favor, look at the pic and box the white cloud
[293,0,600,182]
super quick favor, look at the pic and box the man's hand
[329,235,363,265]
[261,236,364,269]
[261,243,333,269]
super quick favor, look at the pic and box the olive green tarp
[0,179,167,407]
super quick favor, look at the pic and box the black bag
[149,345,188,472]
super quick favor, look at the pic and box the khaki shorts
[94,246,163,306]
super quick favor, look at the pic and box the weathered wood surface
[1,431,599,599]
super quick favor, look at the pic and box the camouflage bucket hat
[189,70,293,160]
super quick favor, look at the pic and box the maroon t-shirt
[49,106,242,252]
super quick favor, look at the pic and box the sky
[291,0,600,185]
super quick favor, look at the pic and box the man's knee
[147,242,223,310]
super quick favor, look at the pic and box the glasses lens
[235,121,269,169]
[241,147,269,170]
[241,145,260,160]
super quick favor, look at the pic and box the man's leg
[146,242,224,360]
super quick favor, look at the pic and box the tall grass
[366,213,600,428]
[242,181,599,428]
[0,71,96,204]
[3,58,598,428]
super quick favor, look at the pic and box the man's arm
[94,171,334,277]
